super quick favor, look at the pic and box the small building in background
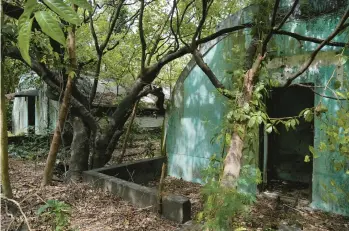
[6,72,170,136]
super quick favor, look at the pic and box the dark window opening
[27,96,36,133]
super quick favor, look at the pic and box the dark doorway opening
[264,85,314,199]
[27,96,36,133]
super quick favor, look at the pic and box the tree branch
[139,0,147,71]
[89,0,127,108]
[192,0,208,43]
[192,49,233,99]
[89,11,100,55]
[261,0,281,55]
[284,7,349,86]
[170,0,180,50]
[291,83,348,100]
[196,23,254,45]
[274,30,348,47]
[146,14,170,66]
[99,0,125,52]
[274,0,299,31]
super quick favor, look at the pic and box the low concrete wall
[83,157,191,223]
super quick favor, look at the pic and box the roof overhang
[5,89,39,100]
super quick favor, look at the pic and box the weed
[37,200,72,231]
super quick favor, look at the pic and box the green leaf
[37,204,50,215]
[197,212,204,221]
[338,55,348,65]
[319,142,327,151]
[18,18,33,66]
[35,11,66,45]
[265,124,272,134]
[304,155,310,163]
[333,80,342,90]
[70,0,93,12]
[335,91,346,99]
[303,109,313,122]
[247,117,255,128]
[225,133,231,144]
[309,145,315,155]
[290,119,296,129]
[18,0,37,28]
[43,0,81,25]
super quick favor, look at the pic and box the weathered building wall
[166,8,254,183]
[12,96,28,135]
[12,73,59,136]
[166,3,349,215]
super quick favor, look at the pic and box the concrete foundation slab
[83,157,191,223]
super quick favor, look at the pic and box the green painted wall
[167,35,236,183]
[166,3,349,215]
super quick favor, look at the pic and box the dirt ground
[1,159,349,231]
[234,195,349,231]
[1,159,180,231]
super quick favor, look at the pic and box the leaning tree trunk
[42,12,77,186]
[92,78,150,168]
[221,55,264,187]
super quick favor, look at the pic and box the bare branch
[271,0,280,27]
[274,0,299,31]
[197,23,254,45]
[179,0,195,28]
[146,14,171,66]
[1,197,32,231]
[99,0,126,52]
[192,49,233,99]
[274,30,348,47]
[261,0,281,55]
[291,83,348,101]
[284,8,349,86]
[156,41,175,61]
[152,35,171,58]
[83,4,103,23]
[89,12,100,55]
[139,0,147,71]
[192,0,210,44]
[170,0,180,50]
[89,0,127,107]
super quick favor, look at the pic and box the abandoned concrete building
[165,2,349,216]
[6,72,170,136]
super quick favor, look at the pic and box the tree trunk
[0,78,13,199]
[221,54,264,187]
[92,78,147,168]
[42,12,77,186]
[116,100,139,164]
[221,132,245,187]
[91,50,186,168]
[68,116,89,182]
[0,3,13,198]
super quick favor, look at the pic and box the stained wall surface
[166,2,349,215]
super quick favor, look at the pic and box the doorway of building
[27,96,36,133]
[265,85,314,199]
